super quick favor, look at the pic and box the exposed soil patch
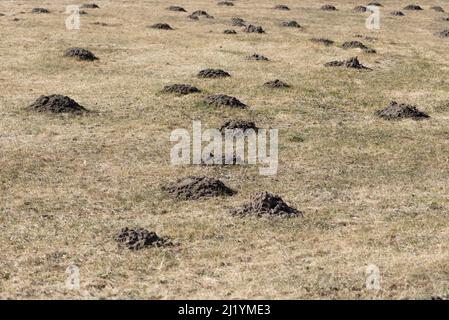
[246,53,270,61]
[321,5,337,11]
[28,95,88,114]
[230,192,303,217]
[218,1,234,6]
[324,57,371,70]
[353,6,367,13]
[375,101,429,120]
[150,23,173,30]
[167,6,187,12]
[403,5,423,10]
[274,5,290,11]
[310,38,334,46]
[203,95,247,108]
[224,29,237,34]
[188,10,214,20]
[281,20,300,28]
[231,17,246,26]
[197,69,231,78]
[263,79,290,88]
[31,8,49,13]
[64,47,98,61]
[163,176,235,200]
[114,228,171,250]
[436,29,449,37]
[391,11,405,16]
[162,84,200,95]
[243,25,265,33]
[81,3,99,9]
[431,6,445,12]
[220,119,258,132]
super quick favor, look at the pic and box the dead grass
[1,0,449,299]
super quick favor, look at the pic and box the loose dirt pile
[391,11,405,16]
[436,29,449,37]
[203,95,247,108]
[310,38,334,46]
[224,29,237,34]
[220,119,258,132]
[367,2,383,6]
[281,20,300,28]
[321,5,337,11]
[163,176,235,200]
[230,192,303,217]
[188,10,214,20]
[162,84,200,95]
[341,41,368,50]
[246,53,270,61]
[150,23,173,30]
[218,1,234,6]
[263,79,290,88]
[375,101,429,120]
[31,8,49,13]
[274,5,290,11]
[81,3,99,9]
[114,228,171,250]
[403,5,423,10]
[353,6,367,13]
[28,95,88,114]
[231,17,246,26]
[325,57,370,70]
[197,69,231,78]
[243,25,265,33]
[167,6,187,12]
[63,47,98,61]
[431,6,445,12]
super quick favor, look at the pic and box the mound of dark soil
[431,6,445,12]
[218,1,234,6]
[281,20,300,28]
[64,47,98,61]
[230,192,303,217]
[114,228,171,250]
[436,29,449,37]
[324,57,370,70]
[231,17,246,26]
[403,4,423,10]
[220,119,258,132]
[162,84,201,95]
[203,95,247,108]
[263,79,290,88]
[243,25,265,33]
[391,11,405,16]
[79,10,88,15]
[163,176,235,200]
[224,29,237,34]
[321,4,337,11]
[150,23,173,30]
[167,6,186,12]
[197,69,231,78]
[31,8,49,13]
[246,53,270,61]
[274,5,290,10]
[367,2,383,6]
[310,38,334,46]
[81,3,99,9]
[28,95,88,114]
[375,101,429,120]
[341,41,368,50]
[353,6,367,13]
[188,10,214,19]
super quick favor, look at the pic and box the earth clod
[114,228,171,250]
[203,95,247,108]
[375,101,429,120]
[64,47,98,61]
[28,95,88,114]
[163,176,235,200]
[230,192,303,217]
[197,69,231,78]
[162,84,201,95]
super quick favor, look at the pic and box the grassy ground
[1,0,449,299]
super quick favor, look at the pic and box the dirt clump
[114,228,171,250]
[431,6,445,12]
[218,1,234,6]
[321,5,337,11]
[81,3,99,9]
[167,6,187,12]
[341,41,368,50]
[246,53,270,61]
[150,23,173,30]
[375,101,429,120]
[224,29,237,34]
[310,38,334,46]
[64,47,98,61]
[163,176,235,200]
[28,95,88,114]
[274,5,290,10]
[403,5,423,10]
[391,11,405,16]
[367,2,383,6]
[197,69,231,78]
[203,95,247,108]
[31,8,49,13]
[353,6,367,13]
[220,119,258,132]
[188,10,214,20]
[436,29,449,37]
[230,192,303,217]
[243,25,265,33]
[162,84,200,95]
[263,79,290,88]
[231,17,246,26]
[281,20,300,28]
[324,57,370,70]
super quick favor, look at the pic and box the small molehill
[324,57,370,70]
[81,3,99,9]
[230,192,303,217]
[431,6,445,13]
[281,20,300,28]
[246,53,270,61]
[150,23,173,30]
[436,29,449,37]
[203,95,247,108]
[310,38,334,46]
[188,10,214,19]
[224,29,237,34]
[163,176,235,200]
[375,101,429,120]
[197,68,231,78]
[231,17,246,26]
[367,2,383,6]
[353,6,367,13]
[321,4,337,11]
[218,1,234,6]
[391,11,405,16]
[64,47,98,61]
[31,8,49,13]
[341,41,368,50]
[403,4,423,10]
[263,79,290,88]
[274,5,290,10]
[167,6,187,12]
[162,84,200,95]
[220,119,258,132]
[243,25,265,33]
[28,95,88,114]
[114,228,171,250]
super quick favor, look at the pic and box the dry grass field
[1,0,449,299]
